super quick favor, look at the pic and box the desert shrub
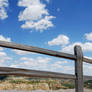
[10,80,25,84]
[84,80,92,89]
[61,83,75,89]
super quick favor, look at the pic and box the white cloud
[21,16,54,31]
[45,0,49,3]
[9,56,92,76]
[48,34,70,46]
[0,35,11,51]
[18,0,54,32]
[11,56,52,70]
[50,61,74,74]
[0,0,8,20]
[60,66,74,74]
[0,35,11,42]
[10,64,18,68]
[0,35,12,66]
[20,56,51,65]
[62,42,92,54]
[18,0,48,21]
[0,51,11,62]
[83,63,92,76]
[12,49,36,55]
[9,55,92,75]
[10,56,73,74]
[47,33,92,54]
[0,51,12,66]
[85,32,92,41]
[51,61,68,68]
[18,0,40,7]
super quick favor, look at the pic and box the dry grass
[0,81,49,90]
[0,76,91,91]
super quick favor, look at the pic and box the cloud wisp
[85,32,92,41]
[48,34,70,46]
[10,56,75,74]
[0,35,12,66]
[48,33,92,54]
[12,49,36,55]
[0,35,11,42]
[0,0,8,20]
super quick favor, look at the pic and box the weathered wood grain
[0,41,92,64]
[0,67,91,80]
[74,45,84,92]
[0,67,76,79]
[84,76,92,80]
[83,57,92,64]
[0,41,76,60]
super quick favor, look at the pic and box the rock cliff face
[0,82,50,90]
[0,76,92,91]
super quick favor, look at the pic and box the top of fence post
[74,45,83,59]
[74,45,84,92]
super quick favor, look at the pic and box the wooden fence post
[74,45,84,92]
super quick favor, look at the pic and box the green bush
[10,80,25,84]
[62,83,75,89]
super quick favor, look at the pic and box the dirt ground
[0,89,92,92]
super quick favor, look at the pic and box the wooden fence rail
[0,41,92,92]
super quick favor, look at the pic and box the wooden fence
[0,41,92,92]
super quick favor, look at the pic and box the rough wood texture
[0,67,91,80]
[0,41,92,64]
[74,45,84,92]
[0,67,76,79]
[84,76,92,80]
[83,57,92,64]
[0,41,76,60]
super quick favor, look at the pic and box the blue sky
[0,0,92,76]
